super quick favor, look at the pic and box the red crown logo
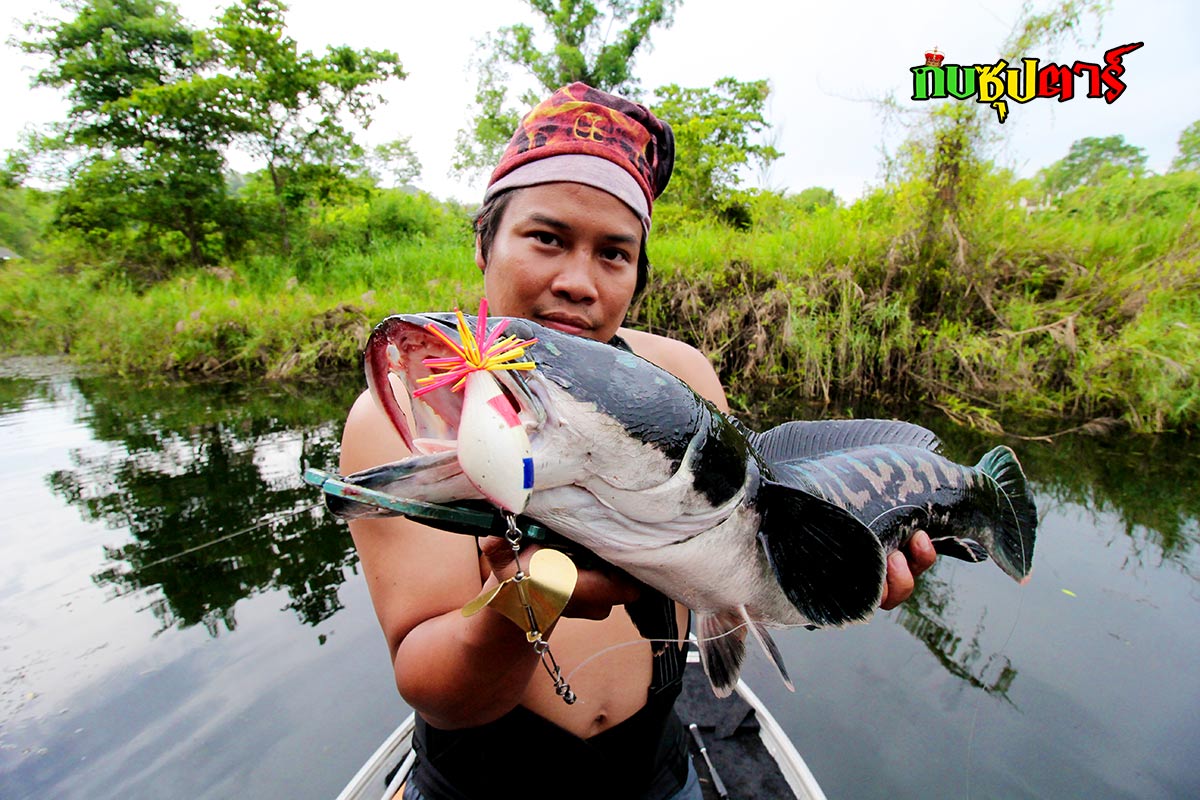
[924,47,945,67]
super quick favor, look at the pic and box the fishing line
[563,621,751,685]
[562,617,833,686]
[133,502,324,571]
[866,504,927,530]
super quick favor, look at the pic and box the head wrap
[485,83,674,231]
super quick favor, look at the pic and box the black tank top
[408,610,690,800]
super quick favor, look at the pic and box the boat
[337,651,826,800]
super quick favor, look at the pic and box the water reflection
[890,424,1197,707]
[933,420,1199,566]
[747,404,1199,720]
[905,419,1200,708]
[0,364,406,800]
[44,376,365,635]
[46,376,1200,664]
[893,575,1018,702]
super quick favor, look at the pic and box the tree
[652,78,781,212]
[1170,120,1200,173]
[880,1,1111,262]
[20,0,205,151]
[453,0,679,176]
[19,0,230,268]
[200,0,405,253]
[793,186,839,213]
[370,137,423,188]
[18,0,408,271]
[1038,135,1147,193]
[0,162,52,256]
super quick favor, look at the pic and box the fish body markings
[770,445,991,554]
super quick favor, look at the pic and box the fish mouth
[364,313,547,456]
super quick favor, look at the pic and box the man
[340,83,936,799]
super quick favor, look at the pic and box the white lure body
[456,370,534,514]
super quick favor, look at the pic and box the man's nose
[549,252,598,303]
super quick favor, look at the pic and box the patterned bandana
[485,83,675,230]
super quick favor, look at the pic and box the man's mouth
[536,312,592,336]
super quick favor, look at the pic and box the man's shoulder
[617,327,696,365]
[617,327,728,410]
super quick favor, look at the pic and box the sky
[2,0,1197,204]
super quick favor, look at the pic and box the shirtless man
[340,83,937,800]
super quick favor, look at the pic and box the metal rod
[689,723,729,799]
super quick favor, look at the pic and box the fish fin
[750,419,941,465]
[742,608,795,693]
[695,610,747,697]
[975,446,1038,582]
[758,480,886,627]
[623,588,676,655]
[930,536,990,563]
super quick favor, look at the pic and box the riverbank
[2,173,1197,434]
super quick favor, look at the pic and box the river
[1,357,1197,799]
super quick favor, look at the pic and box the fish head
[364,312,550,512]
[362,312,726,522]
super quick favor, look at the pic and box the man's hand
[879,531,937,610]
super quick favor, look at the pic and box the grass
[2,172,1198,433]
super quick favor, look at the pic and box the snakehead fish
[325,313,1038,696]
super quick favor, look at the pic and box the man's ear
[474,235,486,271]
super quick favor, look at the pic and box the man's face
[477,182,642,344]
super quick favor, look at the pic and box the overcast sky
[3,0,1196,204]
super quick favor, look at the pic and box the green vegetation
[3,161,1197,434]
[634,168,1200,434]
[16,0,405,275]
[653,78,781,217]
[3,0,1196,434]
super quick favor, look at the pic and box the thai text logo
[910,43,1143,123]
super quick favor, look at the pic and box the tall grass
[637,170,1200,433]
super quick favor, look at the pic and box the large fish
[327,312,1038,695]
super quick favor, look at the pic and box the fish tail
[975,446,1038,582]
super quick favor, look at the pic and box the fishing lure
[415,300,538,515]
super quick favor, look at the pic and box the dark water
[1,358,1197,799]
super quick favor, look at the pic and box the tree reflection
[47,376,365,636]
[749,402,1198,695]
[893,575,1018,702]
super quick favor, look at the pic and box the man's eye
[601,248,630,263]
[532,232,559,246]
